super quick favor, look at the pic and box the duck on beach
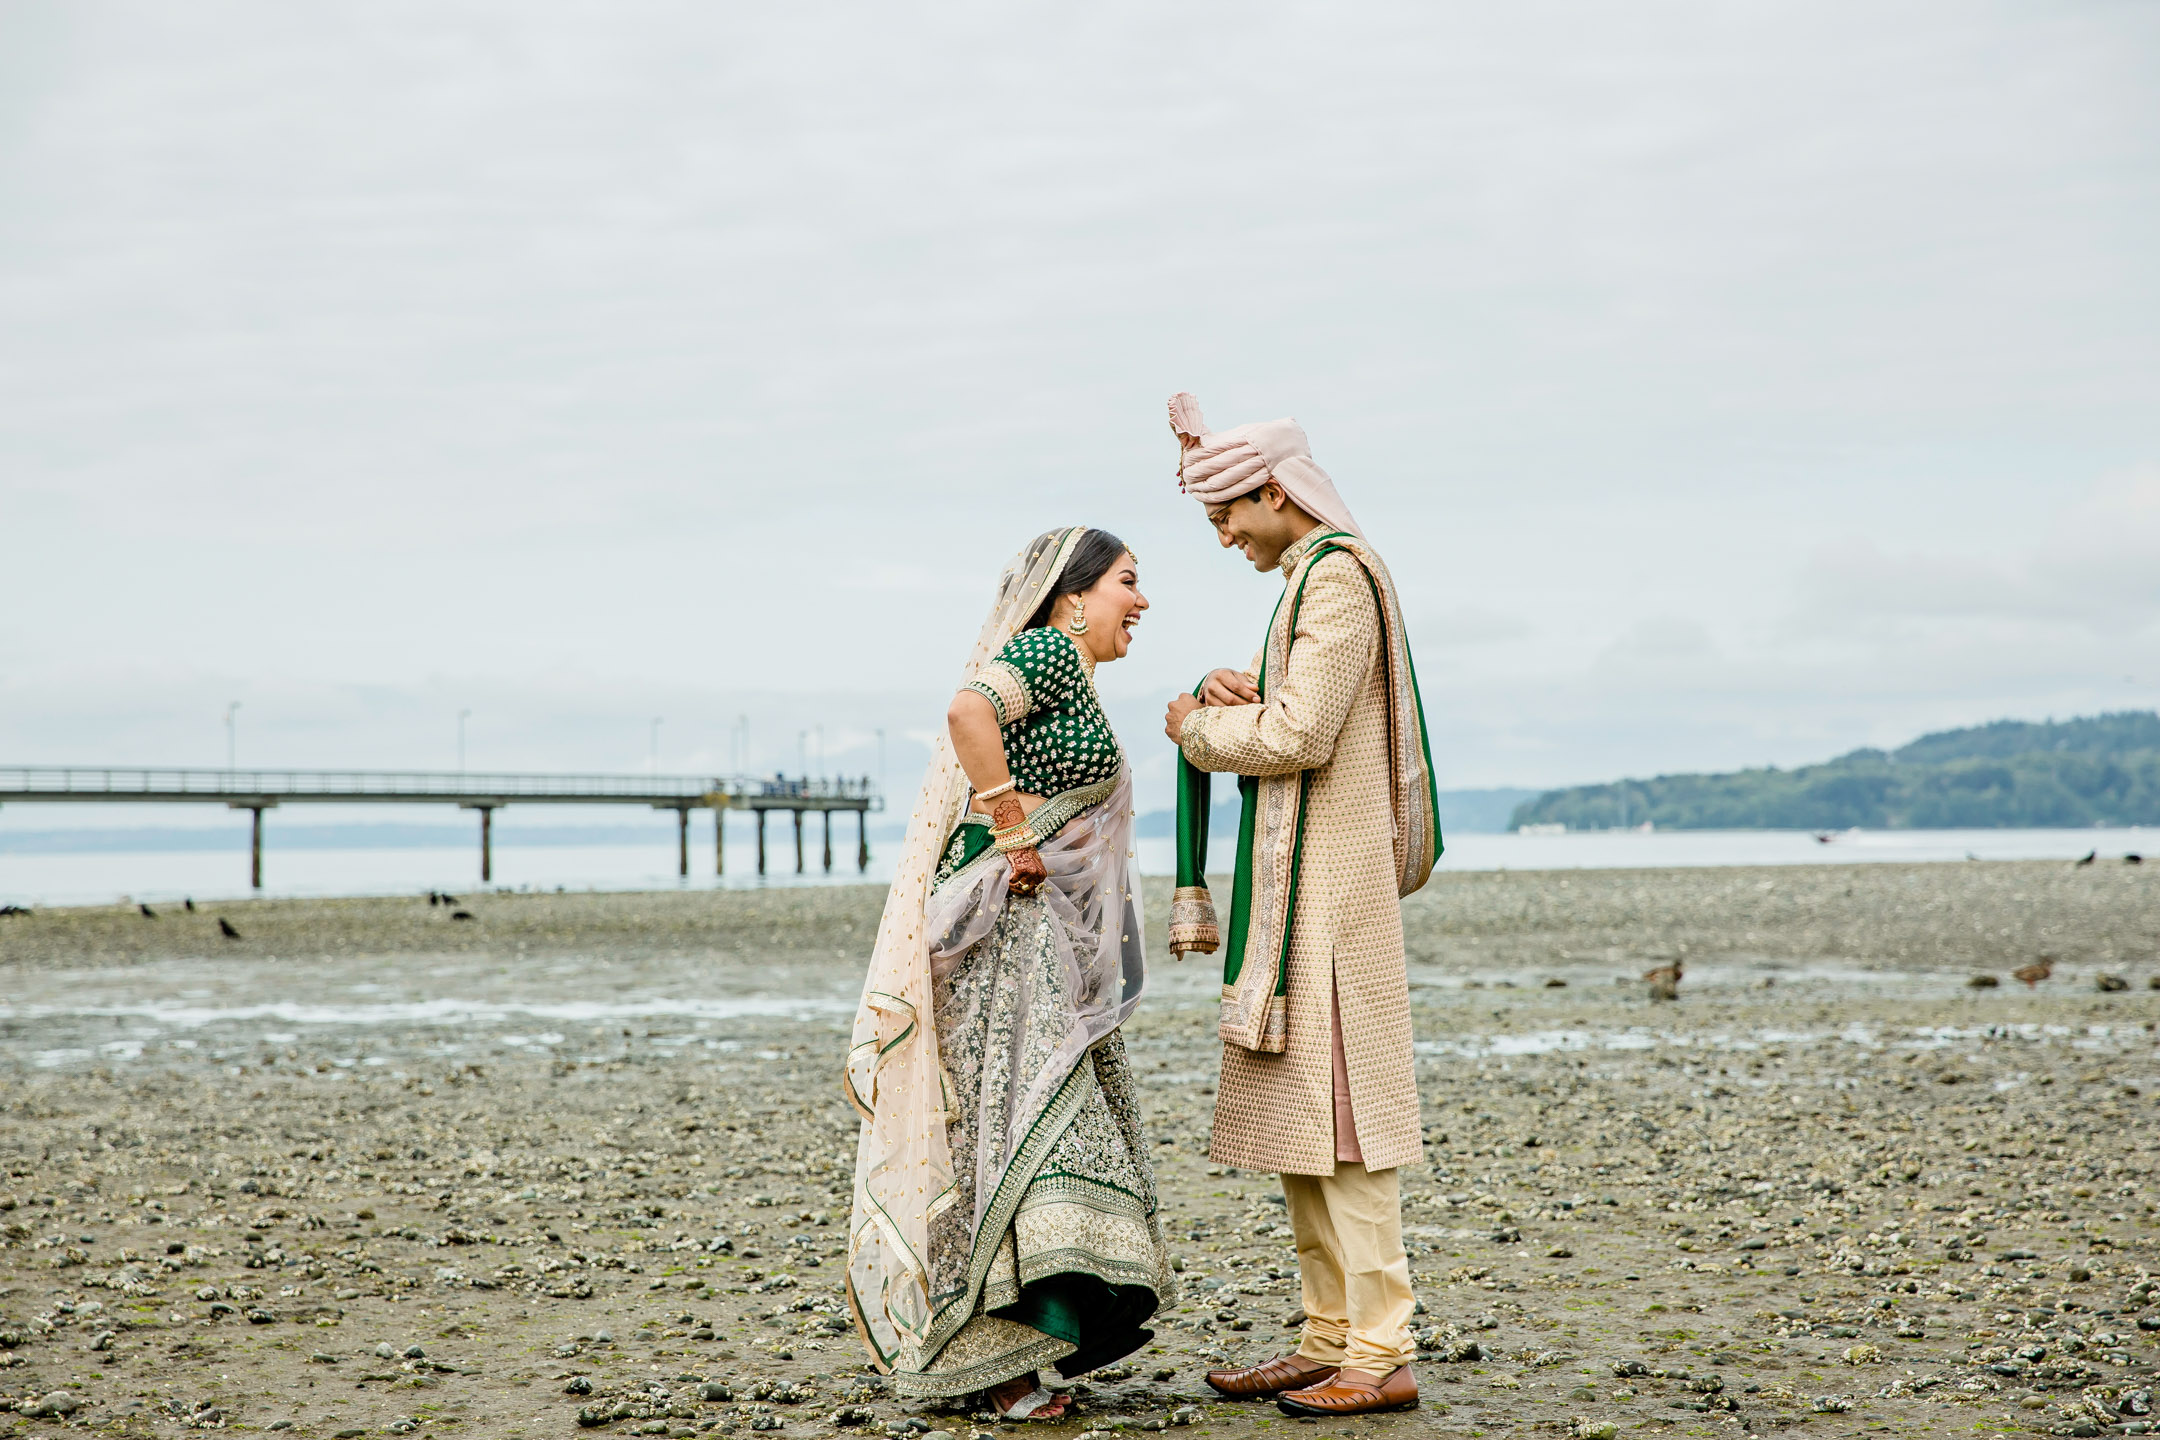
[2012,957,2053,988]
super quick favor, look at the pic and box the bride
[845,528,1174,1421]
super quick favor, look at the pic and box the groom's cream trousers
[1282,1163,1417,1373]
[1280,995,1416,1374]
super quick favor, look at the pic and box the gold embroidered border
[965,659,1031,727]
[1168,885,1219,956]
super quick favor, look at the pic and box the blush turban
[1168,392,1364,539]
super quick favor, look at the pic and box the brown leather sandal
[1275,1365,1419,1415]
[1204,1354,1340,1400]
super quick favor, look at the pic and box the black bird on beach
[428,891,441,906]
[2076,850,2097,867]
[184,897,196,912]
[0,904,28,917]
[440,893,460,904]
[218,917,242,940]
[2129,854,2145,865]
[450,909,475,922]
[139,903,157,918]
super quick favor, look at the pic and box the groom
[1160,394,1441,1417]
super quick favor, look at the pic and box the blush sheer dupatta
[843,527,1146,1373]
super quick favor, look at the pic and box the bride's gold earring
[1067,597,1089,636]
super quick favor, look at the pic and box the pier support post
[858,809,869,872]
[228,800,277,890]
[715,806,726,877]
[676,807,689,878]
[459,802,498,883]
[822,810,832,873]
[756,809,767,876]
[793,810,804,874]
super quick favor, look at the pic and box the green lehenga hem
[994,1274,1157,1379]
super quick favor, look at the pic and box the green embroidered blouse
[936,626,1124,884]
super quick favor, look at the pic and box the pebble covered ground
[2,859,2159,1440]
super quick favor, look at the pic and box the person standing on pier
[845,528,1173,1420]
[1161,394,1441,1417]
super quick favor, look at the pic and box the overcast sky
[4,1,2157,812]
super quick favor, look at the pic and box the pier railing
[0,766,881,886]
[0,767,875,805]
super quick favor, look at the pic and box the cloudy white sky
[4,1,2158,811]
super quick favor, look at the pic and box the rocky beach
[4,859,2160,1439]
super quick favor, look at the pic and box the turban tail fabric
[1167,392,1364,540]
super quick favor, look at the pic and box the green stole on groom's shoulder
[1169,530,1444,1056]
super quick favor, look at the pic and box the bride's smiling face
[1063,551,1147,664]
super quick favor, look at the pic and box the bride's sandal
[986,1374,1069,1421]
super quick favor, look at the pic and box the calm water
[0,826,2149,908]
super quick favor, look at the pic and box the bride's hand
[1007,845,1048,896]
[981,790,1047,895]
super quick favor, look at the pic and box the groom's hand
[1164,693,1202,743]
[1199,668,1261,707]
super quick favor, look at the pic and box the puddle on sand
[0,992,857,1070]
[1415,963,1970,994]
[1415,1022,2160,1060]
[0,995,854,1028]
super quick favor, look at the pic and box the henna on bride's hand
[1008,845,1047,895]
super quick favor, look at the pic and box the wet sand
[4,859,2160,1438]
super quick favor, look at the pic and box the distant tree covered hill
[1510,711,2160,831]
[1435,788,1542,834]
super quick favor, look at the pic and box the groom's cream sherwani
[1177,529,1424,1178]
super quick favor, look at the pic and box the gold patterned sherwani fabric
[1178,534,1425,1176]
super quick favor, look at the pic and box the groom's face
[1206,484,1298,573]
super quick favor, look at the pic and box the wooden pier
[0,767,879,889]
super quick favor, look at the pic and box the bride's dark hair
[1024,529,1129,630]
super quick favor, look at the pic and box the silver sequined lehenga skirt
[888,895,1176,1400]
